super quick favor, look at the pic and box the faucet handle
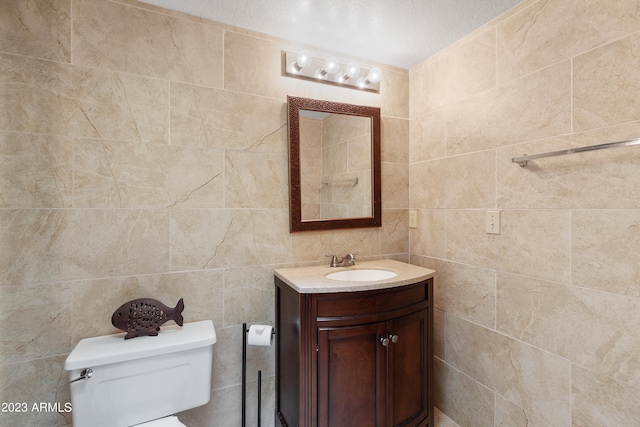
[344,252,359,265]
[325,254,339,267]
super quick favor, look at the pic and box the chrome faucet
[325,252,359,267]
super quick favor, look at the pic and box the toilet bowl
[65,320,216,427]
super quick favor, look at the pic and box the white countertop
[274,259,435,293]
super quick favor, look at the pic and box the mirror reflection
[299,110,372,220]
[287,96,381,232]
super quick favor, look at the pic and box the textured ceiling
[138,0,523,69]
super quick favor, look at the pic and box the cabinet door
[317,323,387,427]
[388,310,429,427]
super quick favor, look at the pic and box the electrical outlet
[409,210,418,228]
[486,211,500,234]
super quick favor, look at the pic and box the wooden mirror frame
[287,96,382,232]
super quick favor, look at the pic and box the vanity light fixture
[283,50,382,93]
[357,67,382,89]
[286,49,313,74]
[314,56,340,79]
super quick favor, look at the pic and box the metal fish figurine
[111,298,184,340]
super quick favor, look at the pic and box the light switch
[409,210,418,228]
[486,211,500,234]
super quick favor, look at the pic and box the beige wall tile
[0,355,71,426]
[380,209,409,255]
[446,209,570,282]
[1,209,170,286]
[409,209,446,259]
[300,117,322,150]
[497,272,640,388]
[497,122,640,209]
[410,151,496,209]
[572,210,640,298]
[224,32,290,100]
[207,324,274,390]
[572,365,640,427]
[170,83,287,151]
[433,308,445,359]
[348,135,372,172]
[74,139,225,209]
[0,282,72,364]
[71,271,224,342]
[0,132,73,208]
[224,266,275,327]
[225,151,288,209]
[181,376,276,426]
[446,28,496,103]
[73,0,223,88]
[433,408,461,427]
[410,54,449,118]
[0,53,169,142]
[291,228,380,263]
[380,68,410,119]
[171,209,290,270]
[299,115,322,205]
[446,60,571,155]
[322,143,347,175]
[410,108,447,163]
[382,162,408,209]
[446,314,570,426]
[300,147,322,178]
[573,31,640,132]
[495,395,553,427]
[428,259,496,328]
[381,117,409,164]
[434,359,494,427]
[323,114,370,147]
[497,0,640,83]
[0,0,71,62]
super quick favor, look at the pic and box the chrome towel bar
[512,138,640,167]
[321,177,359,185]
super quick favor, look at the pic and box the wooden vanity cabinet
[275,277,434,427]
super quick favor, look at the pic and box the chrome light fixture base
[283,51,381,94]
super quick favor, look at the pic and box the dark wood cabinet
[275,277,433,427]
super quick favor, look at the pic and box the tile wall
[321,115,372,218]
[409,0,640,425]
[3,0,639,426]
[300,114,374,220]
[0,0,409,425]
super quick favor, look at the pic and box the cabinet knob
[380,337,389,347]
[390,334,399,343]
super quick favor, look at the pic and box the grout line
[570,57,574,135]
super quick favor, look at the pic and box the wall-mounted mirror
[287,96,381,232]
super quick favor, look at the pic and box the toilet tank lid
[64,320,216,371]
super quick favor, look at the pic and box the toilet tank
[65,320,216,427]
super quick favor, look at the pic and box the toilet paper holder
[242,323,276,427]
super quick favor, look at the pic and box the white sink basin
[325,269,398,282]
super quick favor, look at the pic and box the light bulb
[323,57,340,74]
[366,67,382,83]
[356,77,366,88]
[334,72,348,83]
[314,68,328,79]
[296,50,312,68]
[345,61,361,79]
[287,61,302,74]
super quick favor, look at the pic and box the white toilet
[65,320,216,427]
